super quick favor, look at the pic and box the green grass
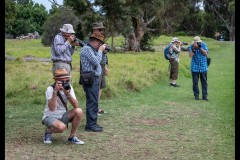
[5,37,235,159]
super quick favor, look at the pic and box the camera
[61,81,71,90]
[105,46,111,52]
[181,42,188,45]
[197,42,202,48]
[73,37,86,47]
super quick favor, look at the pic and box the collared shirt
[189,42,208,72]
[51,33,75,62]
[80,43,102,76]
[169,43,181,62]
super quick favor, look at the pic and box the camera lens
[105,46,111,52]
[62,81,71,90]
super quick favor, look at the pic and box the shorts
[99,73,106,89]
[52,62,71,76]
[42,111,71,128]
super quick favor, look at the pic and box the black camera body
[61,81,71,90]
[105,46,111,52]
[182,42,188,45]
[74,38,86,47]
[197,42,202,48]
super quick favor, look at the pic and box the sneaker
[68,136,85,145]
[43,132,52,144]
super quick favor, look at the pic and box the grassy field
[5,36,235,159]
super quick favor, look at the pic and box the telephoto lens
[74,38,86,47]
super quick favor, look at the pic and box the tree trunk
[125,16,146,52]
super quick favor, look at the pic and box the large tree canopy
[5,0,48,38]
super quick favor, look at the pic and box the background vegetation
[5,0,235,50]
[5,36,235,159]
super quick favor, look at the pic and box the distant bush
[174,31,188,36]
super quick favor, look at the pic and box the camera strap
[51,84,69,128]
[57,91,68,129]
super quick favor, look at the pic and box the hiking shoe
[85,125,103,132]
[43,132,52,144]
[170,83,180,87]
[195,96,199,100]
[98,109,105,114]
[203,97,208,101]
[68,136,84,145]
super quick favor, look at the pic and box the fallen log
[5,54,51,62]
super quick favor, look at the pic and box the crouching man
[42,68,84,144]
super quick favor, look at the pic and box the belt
[53,60,71,64]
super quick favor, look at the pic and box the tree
[41,6,80,46]
[204,0,235,40]
[6,0,48,38]
[5,0,17,34]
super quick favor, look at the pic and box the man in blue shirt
[188,36,209,101]
[80,32,107,132]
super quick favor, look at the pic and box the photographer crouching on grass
[42,68,85,144]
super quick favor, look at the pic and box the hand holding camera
[99,44,111,53]
[67,35,75,44]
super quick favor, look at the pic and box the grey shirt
[169,43,181,62]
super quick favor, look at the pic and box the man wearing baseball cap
[80,31,107,132]
[51,24,80,76]
[42,68,85,144]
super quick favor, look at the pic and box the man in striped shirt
[51,24,80,76]
[80,32,107,132]
[188,36,209,101]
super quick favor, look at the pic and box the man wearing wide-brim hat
[168,37,182,87]
[90,22,109,116]
[188,36,209,101]
[51,24,80,76]
[80,31,107,132]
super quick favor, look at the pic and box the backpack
[164,44,171,60]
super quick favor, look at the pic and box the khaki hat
[90,32,105,43]
[53,69,71,79]
[92,22,105,30]
[193,36,202,42]
[60,24,75,34]
[171,37,180,43]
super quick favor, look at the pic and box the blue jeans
[192,72,208,98]
[82,78,99,127]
